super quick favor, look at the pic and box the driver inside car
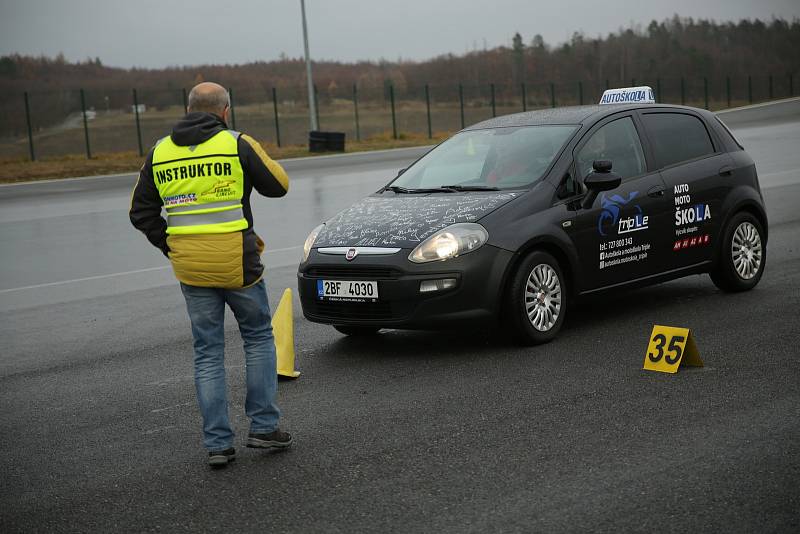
[485,135,539,185]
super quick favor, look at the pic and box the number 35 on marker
[644,325,704,373]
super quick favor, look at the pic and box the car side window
[641,112,715,168]
[576,117,646,181]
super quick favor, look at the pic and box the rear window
[642,113,716,168]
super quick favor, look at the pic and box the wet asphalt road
[1,101,799,532]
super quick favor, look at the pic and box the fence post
[490,83,496,117]
[133,89,143,157]
[352,84,360,142]
[578,81,583,105]
[80,88,92,159]
[425,84,432,139]
[458,83,465,129]
[680,78,686,105]
[703,77,709,110]
[605,79,610,90]
[24,91,35,161]
[768,74,773,100]
[521,83,527,112]
[272,87,281,147]
[550,82,555,108]
[389,84,397,140]
[726,76,731,108]
[790,73,794,98]
[656,78,661,102]
[182,88,188,114]
[228,87,237,130]
[748,75,753,104]
[313,84,320,129]
[631,78,636,88]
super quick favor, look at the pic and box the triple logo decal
[597,192,649,236]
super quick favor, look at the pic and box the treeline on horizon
[1,15,799,136]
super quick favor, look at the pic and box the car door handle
[719,165,734,176]
[647,185,665,198]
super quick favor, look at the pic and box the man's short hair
[187,85,230,115]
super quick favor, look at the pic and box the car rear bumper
[297,245,513,328]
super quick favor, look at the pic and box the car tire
[334,325,381,336]
[710,211,766,292]
[505,250,567,345]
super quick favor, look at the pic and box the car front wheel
[505,250,567,345]
[710,211,766,292]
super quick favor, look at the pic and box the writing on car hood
[314,192,520,248]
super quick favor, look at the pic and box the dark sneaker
[246,429,293,449]
[208,447,236,467]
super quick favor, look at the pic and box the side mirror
[581,160,621,209]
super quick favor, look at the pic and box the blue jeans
[180,279,281,452]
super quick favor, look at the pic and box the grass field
[0,131,451,183]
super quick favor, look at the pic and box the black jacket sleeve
[238,134,289,198]
[129,151,169,257]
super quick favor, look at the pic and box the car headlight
[302,224,324,262]
[409,223,489,263]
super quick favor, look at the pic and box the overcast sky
[1,0,798,69]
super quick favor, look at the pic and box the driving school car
[297,87,767,344]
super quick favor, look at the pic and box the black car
[297,98,767,344]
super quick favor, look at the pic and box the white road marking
[0,170,138,187]
[716,96,800,114]
[0,266,170,294]
[0,245,301,294]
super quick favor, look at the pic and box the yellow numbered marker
[644,325,703,374]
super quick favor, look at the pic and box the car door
[568,114,671,292]
[638,110,731,271]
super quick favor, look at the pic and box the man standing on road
[130,82,292,467]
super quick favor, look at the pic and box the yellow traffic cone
[272,288,300,378]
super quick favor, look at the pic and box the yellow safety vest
[152,130,247,235]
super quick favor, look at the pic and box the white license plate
[317,280,379,301]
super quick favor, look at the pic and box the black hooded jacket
[129,112,289,287]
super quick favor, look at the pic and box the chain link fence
[0,73,795,161]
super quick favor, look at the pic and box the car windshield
[389,125,578,191]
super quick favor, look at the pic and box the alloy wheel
[524,263,562,332]
[731,221,762,280]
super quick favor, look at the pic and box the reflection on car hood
[314,192,521,248]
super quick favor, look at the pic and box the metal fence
[1,73,796,161]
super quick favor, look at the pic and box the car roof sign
[599,86,656,105]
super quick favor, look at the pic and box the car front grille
[306,266,401,280]
[304,299,396,321]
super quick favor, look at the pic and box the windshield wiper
[383,185,457,194]
[439,184,500,191]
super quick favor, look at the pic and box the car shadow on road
[328,326,500,358]
[565,276,721,328]
[317,276,728,362]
